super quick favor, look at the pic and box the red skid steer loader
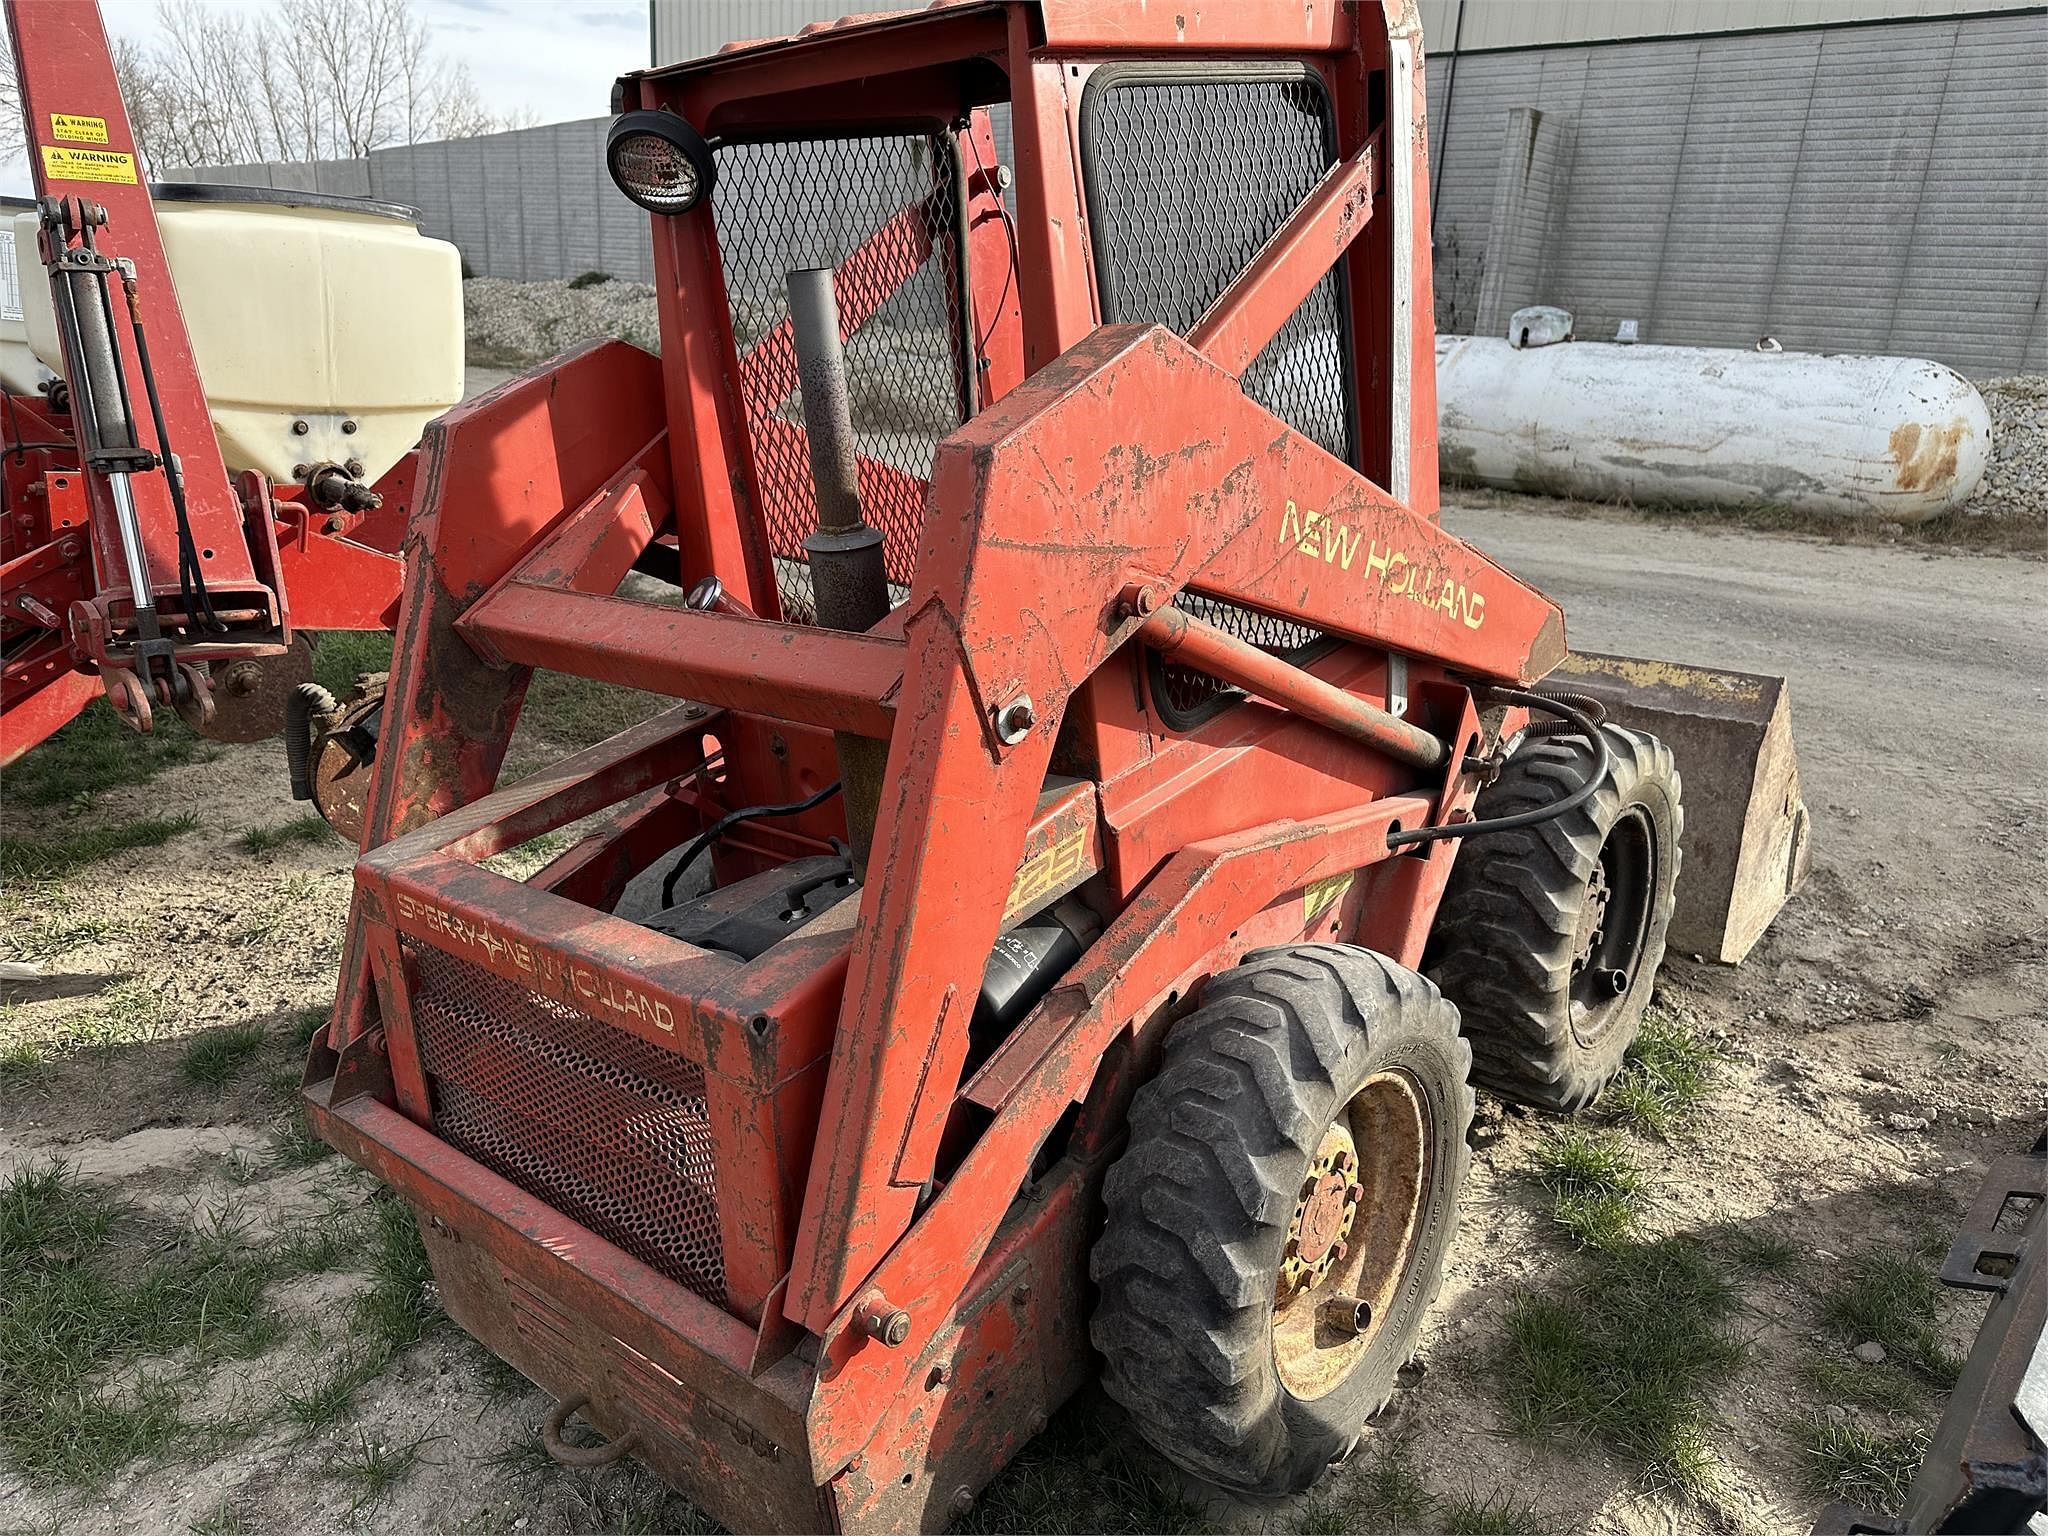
[305,2,1807,1527]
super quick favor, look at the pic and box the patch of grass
[0,812,198,882]
[1799,1354,1930,1417]
[326,1428,436,1513]
[4,914,111,964]
[1528,1126,1647,1251]
[189,1494,249,1534]
[0,1039,49,1085]
[1723,1228,1801,1275]
[357,1194,438,1353]
[519,670,668,753]
[1440,1487,1569,1536]
[310,630,394,696]
[1349,1439,1431,1530]
[0,703,216,808]
[1821,1253,1963,1385]
[0,1158,118,1257]
[271,1105,336,1167]
[63,978,170,1056]
[1604,1008,1719,1138]
[181,1022,269,1088]
[1496,1236,1746,1500]
[189,1494,250,1534]
[236,814,337,857]
[959,1394,1204,1534]
[291,1003,333,1050]
[0,1164,175,1483]
[6,1379,186,1485]
[1791,1415,1927,1507]
[282,1351,384,1435]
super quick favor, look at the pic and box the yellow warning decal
[1304,872,1355,925]
[51,113,110,144]
[40,145,137,184]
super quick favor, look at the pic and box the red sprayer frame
[308,3,1566,1528]
[0,0,402,763]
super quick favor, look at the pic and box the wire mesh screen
[712,133,968,623]
[1084,71,1351,723]
[406,942,726,1308]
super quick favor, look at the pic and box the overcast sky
[4,0,646,197]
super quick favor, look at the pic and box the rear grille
[1083,69,1351,724]
[406,943,725,1307]
[711,132,969,623]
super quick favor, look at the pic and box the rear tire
[1425,724,1682,1111]
[1090,945,1473,1497]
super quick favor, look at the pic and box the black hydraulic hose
[285,682,337,800]
[1386,687,1613,848]
[660,780,844,908]
[123,274,224,633]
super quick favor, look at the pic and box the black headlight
[606,110,715,215]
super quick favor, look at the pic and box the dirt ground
[2,498,2044,1535]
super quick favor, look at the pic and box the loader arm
[789,319,1565,1329]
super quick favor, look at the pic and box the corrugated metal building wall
[1422,5,2048,373]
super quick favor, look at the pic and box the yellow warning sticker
[51,113,110,144]
[1304,872,1355,924]
[40,144,137,184]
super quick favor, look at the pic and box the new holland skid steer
[306,2,1808,1528]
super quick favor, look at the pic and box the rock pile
[462,275,660,362]
[1966,374,2048,525]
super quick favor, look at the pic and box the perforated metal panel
[1082,67,1352,724]
[406,943,726,1306]
[711,132,970,622]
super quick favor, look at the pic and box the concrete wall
[170,118,655,284]
[1426,9,2048,375]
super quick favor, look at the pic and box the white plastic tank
[14,183,462,488]
[1432,334,1990,523]
[0,209,53,398]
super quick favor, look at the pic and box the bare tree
[0,37,22,160]
[115,0,531,170]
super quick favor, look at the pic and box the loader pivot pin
[856,1293,912,1347]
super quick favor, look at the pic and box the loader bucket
[1552,652,1810,964]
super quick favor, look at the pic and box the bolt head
[291,418,310,435]
[341,418,358,434]
[994,696,1035,744]
[950,1487,974,1518]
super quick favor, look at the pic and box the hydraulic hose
[1386,687,1614,848]
[660,780,844,908]
[285,682,338,801]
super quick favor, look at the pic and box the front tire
[1425,724,1682,1111]
[1089,945,1473,1497]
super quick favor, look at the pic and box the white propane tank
[14,184,462,489]
[1432,334,1991,522]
